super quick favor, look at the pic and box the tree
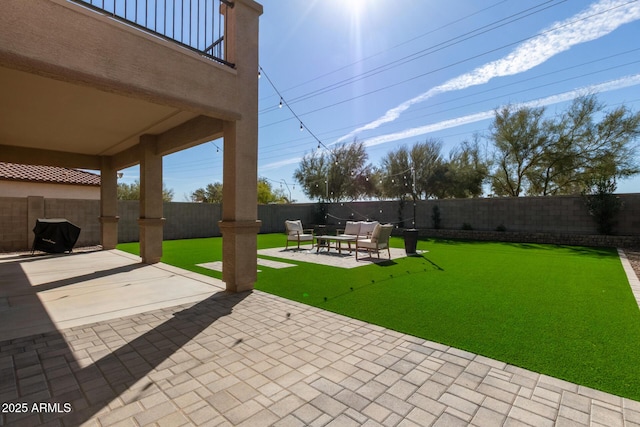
[489,105,550,196]
[117,179,174,202]
[191,182,223,203]
[379,139,444,200]
[257,178,288,204]
[294,140,376,202]
[433,137,489,198]
[190,180,288,204]
[489,95,640,196]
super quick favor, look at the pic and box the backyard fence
[1,194,639,252]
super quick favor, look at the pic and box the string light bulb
[279,98,283,108]
[300,122,304,131]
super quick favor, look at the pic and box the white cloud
[260,74,640,171]
[362,73,640,147]
[259,156,303,171]
[334,0,640,144]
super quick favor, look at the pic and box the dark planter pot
[403,229,418,255]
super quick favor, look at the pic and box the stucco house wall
[0,180,99,199]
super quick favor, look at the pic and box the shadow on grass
[422,256,445,271]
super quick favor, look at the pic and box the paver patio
[0,249,639,426]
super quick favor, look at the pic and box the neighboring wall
[0,197,100,251]
[1,194,639,252]
[268,195,640,236]
[117,201,224,243]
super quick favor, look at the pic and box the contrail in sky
[333,0,640,145]
[259,73,640,171]
[361,74,640,147]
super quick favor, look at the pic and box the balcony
[70,0,234,67]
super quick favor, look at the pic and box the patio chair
[337,221,379,239]
[285,220,314,249]
[355,224,394,260]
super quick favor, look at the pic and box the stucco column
[99,156,119,249]
[219,121,262,292]
[138,135,165,264]
[218,0,263,292]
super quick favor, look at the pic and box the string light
[210,141,222,153]
[259,65,328,150]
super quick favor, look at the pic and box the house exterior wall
[0,181,99,199]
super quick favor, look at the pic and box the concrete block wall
[44,198,100,247]
[118,201,223,243]
[258,203,317,233]
[0,197,100,252]
[1,194,638,252]
[163,202,222,240]
[117,200,141,243]
[412,194,639,235]
[0,197,29,251]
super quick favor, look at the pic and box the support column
[138,135,165,264]
[99,156,119,249]
[219,120,261,293]
[217,0,263,292]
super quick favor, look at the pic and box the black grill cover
[32,218,81,253]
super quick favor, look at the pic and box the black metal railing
[70,0,234,67]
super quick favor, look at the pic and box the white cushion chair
[337,221,379,239]
[285,220,314,249]
[337,221,379,251]
[338,221,361,239]
[358,221,379,238]
[355,224,394,260]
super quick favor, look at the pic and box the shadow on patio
[0,249,242,425]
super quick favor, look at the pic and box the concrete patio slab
[0,249,223,342]
[257,247,412,269]
[198,258,297,273]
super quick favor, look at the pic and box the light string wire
[259,65,329,151]
[326,213,415,227]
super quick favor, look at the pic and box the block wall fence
[1,194,639,252]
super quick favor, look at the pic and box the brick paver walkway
[1,289,639,426]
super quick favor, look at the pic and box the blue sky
[121,0,640,201]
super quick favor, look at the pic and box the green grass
[117,236,640,401]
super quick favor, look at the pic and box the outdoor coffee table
[315,235,357,254]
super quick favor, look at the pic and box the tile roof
[0,162,100,186]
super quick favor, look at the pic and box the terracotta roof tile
[0,162,100,186]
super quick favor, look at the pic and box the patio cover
[32,218,81,253]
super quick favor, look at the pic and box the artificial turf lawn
[117,236,640,401]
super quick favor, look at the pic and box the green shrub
[431,205,441,229]
[582,178,622,235]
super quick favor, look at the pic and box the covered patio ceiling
[0,65,210,169]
